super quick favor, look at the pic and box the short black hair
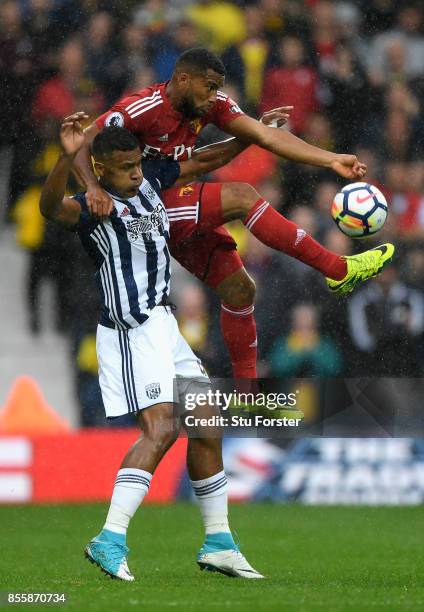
[91,127,139,160]
[175,47,226,77]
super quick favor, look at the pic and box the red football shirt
[95,82,244,161]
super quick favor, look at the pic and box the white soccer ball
[331,182,388,238]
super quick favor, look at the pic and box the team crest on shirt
[145,382,161,399]
[179,185,194,197]
[105,112,125,127]
[189,119,203,135]
[126,218,150,241]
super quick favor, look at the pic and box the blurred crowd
[2,0,424,425]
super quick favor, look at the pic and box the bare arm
[225,115,367,180]
[40,154,81,226]
[39,112,89,227]
[176,106,294,185]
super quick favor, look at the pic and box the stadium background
[1,0,424,510]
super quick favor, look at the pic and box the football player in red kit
[74,48,394,379]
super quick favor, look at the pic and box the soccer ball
[331,182,388,238]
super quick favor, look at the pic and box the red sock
[220,303,257,378]
[244,199,347,280]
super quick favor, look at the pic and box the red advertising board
[0,431,187,504]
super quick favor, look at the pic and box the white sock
[103,468,152,535]
[191,470,230,534]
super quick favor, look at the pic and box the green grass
[0,503,423,611]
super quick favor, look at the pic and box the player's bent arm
[72,123,101,189]
[40,154,81,227]
[176,137,246,185]
[175,107,294,184]
[226,114,337,168]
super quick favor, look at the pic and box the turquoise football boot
[84,529,134,581]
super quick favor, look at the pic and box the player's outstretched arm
[225,115,367,180]
[39,112,86,227]
[177,106,293,184]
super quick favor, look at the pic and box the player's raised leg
[221,182,394,291]
[183,402,263,579]
[85,403,180,581]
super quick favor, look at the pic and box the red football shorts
[162,182,244,288]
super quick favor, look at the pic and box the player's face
[97,148,144,197]
[180,69,224,118]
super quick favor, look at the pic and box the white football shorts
[96,305,210,418]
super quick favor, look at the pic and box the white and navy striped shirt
[73,161,180,329]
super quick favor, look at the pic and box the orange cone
[0,376,70,435]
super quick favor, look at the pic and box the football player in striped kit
[40,113,264,581]
[74,47,394,381]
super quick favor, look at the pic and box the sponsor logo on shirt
[125,203,168,241]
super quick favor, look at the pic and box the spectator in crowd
[368,4,424,84]
[222,5,269,111]
[31,37,104,124]
[122,66,158,98]
[267,303,344,377]
[186,0,246,53]
[323,45,370,151]
[0,0,37,215]
[23,0,73,60]
[310,0,339,74]
[12,135,78,335]
[403,245,424,292]
[282,113,336,208]
[211,141,278,189]
[133,0,181,36]
[347,264,424,375]
[83,11,125,107]
[359,0,397,37]
[118,21,148,85]
[260,35,319,135]
[384,161,424,241]
[259,0,285,45]
[152,19,199,82]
